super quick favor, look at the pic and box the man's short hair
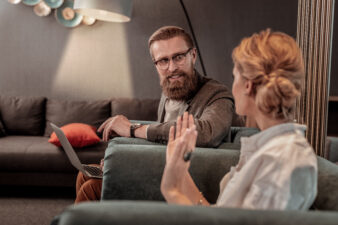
[148,26,194,53]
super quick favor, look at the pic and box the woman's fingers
[173,128,194,162]
[176,115,182,138]
[167,113,197,164]
[168,126,175,143]
[182,126,197,161]
[166,126,175,159]
[182,112,189,132]
[188,114,195,128]
[189,129,198,153]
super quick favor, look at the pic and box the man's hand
[99,158,104,171]
[98,115,131,141]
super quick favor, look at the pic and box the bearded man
[99,26,238,147]
[74,26,241,203]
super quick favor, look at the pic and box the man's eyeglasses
[154,48,192,70]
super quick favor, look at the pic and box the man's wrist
[130,123,142,138]
[134,125,148,139]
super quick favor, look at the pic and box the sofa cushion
[111,98,159,121]
[0,136,106,173]
[49,123,100,148]
[44,99,111,137]
[0,95,46,135]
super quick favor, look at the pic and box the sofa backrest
[0,95,159,137]
[44,98,160,137]
[110,98,159,121]
[44,99,111,136]
[0,95,46,136]
[103,143,338,211]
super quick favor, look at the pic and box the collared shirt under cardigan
[147,71,239,148]
[216,123,318,210]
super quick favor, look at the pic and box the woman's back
[216,123,317,210]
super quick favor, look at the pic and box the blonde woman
[161,29,318,210]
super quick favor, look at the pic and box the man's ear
[245,79,254,95]
[191,48,197,64]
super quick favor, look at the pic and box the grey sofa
[54,141,338,225]
[0,95,159,187]
[0,94,251,188]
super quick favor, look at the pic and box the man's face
[150,36,198,101]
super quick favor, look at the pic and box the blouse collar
[240,123,307,153]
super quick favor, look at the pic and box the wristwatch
[130,123,142,138]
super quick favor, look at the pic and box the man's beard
[161,70,198,101]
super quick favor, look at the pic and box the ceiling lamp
[74,0,133,22]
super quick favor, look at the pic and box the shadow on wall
[0,3,71,99]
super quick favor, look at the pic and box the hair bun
[257,74,300,119]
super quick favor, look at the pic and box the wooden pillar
[296,0,335,156]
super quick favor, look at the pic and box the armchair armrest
[109,126,260,150]
[109,137,163,146]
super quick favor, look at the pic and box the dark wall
[0,0,298,100]
[183,0,298,91]
[330,0,338,96]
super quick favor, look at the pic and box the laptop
[50,123,103,179]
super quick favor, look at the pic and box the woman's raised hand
[161,112,198,202]
[166,112,197,163]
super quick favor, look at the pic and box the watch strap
[130,123,142,138]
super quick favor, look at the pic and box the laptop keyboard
[82,164,103,177]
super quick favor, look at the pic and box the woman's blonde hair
[232,29,305,120]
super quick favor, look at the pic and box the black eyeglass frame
[153,47,193,70]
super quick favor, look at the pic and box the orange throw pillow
[49,123,100,148]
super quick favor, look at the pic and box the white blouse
[215,123,318,210]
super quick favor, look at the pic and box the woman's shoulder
[258,131,317,168]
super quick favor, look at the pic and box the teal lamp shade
[73,0,133,22]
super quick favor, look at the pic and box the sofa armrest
[101,143,239,202]
[313,156,338,210]
[324,136,338,163]
[109,137,163,146]
[56,201,338,225]
[228,126,260,143]
[110,125,260,150]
